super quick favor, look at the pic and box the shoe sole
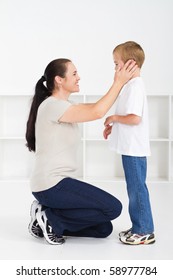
[36,211,65,245]
[28,201,43,238]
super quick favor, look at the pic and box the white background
[0,0,173,95]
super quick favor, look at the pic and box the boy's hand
[103,124,112,139]
[104,115,116,126]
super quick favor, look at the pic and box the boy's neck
[131,67,141,79]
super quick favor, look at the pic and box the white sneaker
[36,209,65,245]
[119,228,132,238]
[28,200,43,238]
[120,232,155,245]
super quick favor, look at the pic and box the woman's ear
[55,76,63,86]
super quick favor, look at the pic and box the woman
[26,58,136,245]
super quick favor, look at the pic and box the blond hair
[113,41,145,68]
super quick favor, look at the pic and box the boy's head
[113,41,145,71]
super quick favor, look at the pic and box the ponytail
[26,58,71,152]
[25,76,51,152]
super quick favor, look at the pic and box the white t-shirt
[109,77,151,157]
[30,96,81,192]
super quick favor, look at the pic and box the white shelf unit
[171,96,173,182]
[0,93,172,184]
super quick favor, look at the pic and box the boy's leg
[122,155,154,234]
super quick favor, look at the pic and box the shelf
[171,142,173,181]
[0,137,25,140]
[6,136,167,143]
[0,176,170,184]
[84,176,169,184]
[171,96,173,139]
[0,176,30,182]
[0,94,173,183]
[85,138,170,142]
[150,138,169,142]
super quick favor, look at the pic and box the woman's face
[61,62,80,93]
[113,52,124,71]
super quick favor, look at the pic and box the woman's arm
[59,60,137,123]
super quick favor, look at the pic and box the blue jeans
[122,155,154,234]
[32,178,122,238]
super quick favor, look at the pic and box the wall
[0,0,172,95]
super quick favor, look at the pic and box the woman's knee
[98,222,113,238]
[109,198,122,220]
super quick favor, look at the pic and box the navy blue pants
[32,178,122,238]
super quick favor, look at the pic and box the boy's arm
[104,114,141,126]
[103,113,141,139]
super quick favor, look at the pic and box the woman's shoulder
[45,96,71,104]
[38,97,72,120]
[40,96,71,109]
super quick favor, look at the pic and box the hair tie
[41,75,46,82]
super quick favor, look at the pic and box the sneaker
[28,200,44,238]
[119,228,132,238]
[36,209,65,245]
[120,232,155,245]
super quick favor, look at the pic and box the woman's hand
[114,60,138,85]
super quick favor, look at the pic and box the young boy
[103,41,155,245]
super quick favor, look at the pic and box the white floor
[0,181,173,260]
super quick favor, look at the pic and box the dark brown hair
[25,58,71,152]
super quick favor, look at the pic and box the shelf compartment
[0,95,32,138]
[85,141,170,182]
[75,140,84,178]
[85,141,124,179]
[85,95,116,139]
[0,138,83,180]
[147,141,169,181]
[148,96,169,139]
[0,139,34,179]
[171,96,173,139]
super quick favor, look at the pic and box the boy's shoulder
[125,77,145,92]
[127,77,143,86]
[119,77,145,102]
